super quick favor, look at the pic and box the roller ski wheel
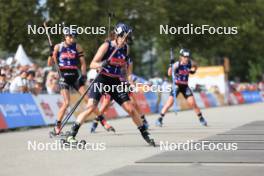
[141,131,156,147]
[64,131,71,136]
[49,130,65,138]
[60,138,67,145]
[60,136,86,149]
[147,138,156,147]
[143,136,156,147]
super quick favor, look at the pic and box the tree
[0,0,44,60]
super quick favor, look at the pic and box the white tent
[14,44,33,66]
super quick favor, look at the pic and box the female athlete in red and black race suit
[66,23,155,146]
[49,28,112,136]
[50,29,87,135]
[90,37,149,133]
[155,49,208,127]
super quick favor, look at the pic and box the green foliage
[0,0,44,59]
[0,0,263,81]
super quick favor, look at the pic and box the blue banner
[241,91,262,103]
[144,92,160,113]
[0,93,45,128]
[206,93,218,107]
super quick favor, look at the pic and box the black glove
[80,75,87,82]
[189,70,196,74]
[49,45,54,57]
[170,59,175,66]
[59,77,65,84]
[101,59,110,67]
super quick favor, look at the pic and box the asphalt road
[0,103,263,176]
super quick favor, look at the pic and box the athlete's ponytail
[104,31,116,42]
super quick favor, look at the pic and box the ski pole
[170,48,178,113]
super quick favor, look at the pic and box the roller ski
[139,126,156,147]
[49,124,69,138]
[100,119,116,132]
[60,133,86,149]
[49,130,67,138]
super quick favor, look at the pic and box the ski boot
[142,117,149,130]
[90,121,98,133]
[139,126,156,147]
[199,117,208,126]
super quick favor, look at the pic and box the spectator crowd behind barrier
[0,58,60,95]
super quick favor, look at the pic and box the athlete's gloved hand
[101,59,110,67]
[170,58,175,67]
[49,45,54,57]
[80,75,87,82]
[189,70,196,74]
[59,77,65,83]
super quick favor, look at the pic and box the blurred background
[0,0,264,96]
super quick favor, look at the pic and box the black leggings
[88,74,130,105]
[170,84,193,99]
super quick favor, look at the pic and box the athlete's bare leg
[155,96,174,127]
[130,93,149,128]
[54,89,70,134]
[186,95,207,126]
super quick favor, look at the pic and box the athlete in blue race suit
[66,23,155,146]
[50,29,87,135]
[156,48,208,127]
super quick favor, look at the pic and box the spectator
[27,70,36,94]
[34,81,44,95]
[258,81,264,91]
[194,84,203,92]
[9,71,28,93]
[45,71,59,94]
[0,74,9,93]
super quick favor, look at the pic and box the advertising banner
[193,93,206,109]
[0,112,8,130]
[206,93,218,107]
[189,66,226,94]
[233,92,245,104]
[0,93,44,128]
[132,92,151,114]
[144,91,160,113]
[241,91,262,103]
[34,94,76,125]
[200,92,211,108]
